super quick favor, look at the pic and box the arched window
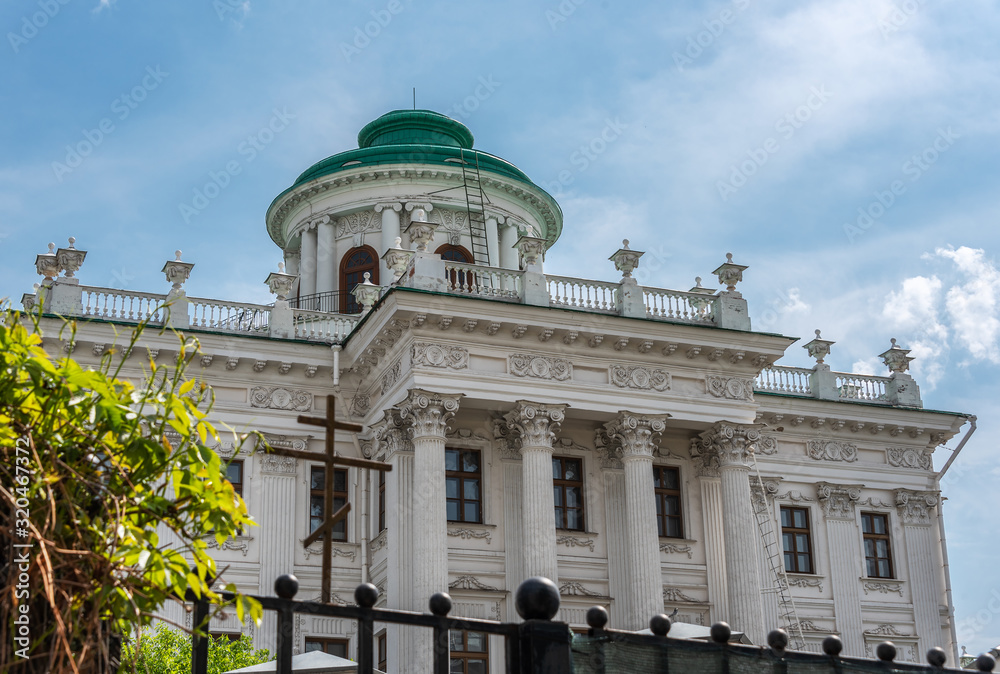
[340,246,379,313]
[436,244,475,291]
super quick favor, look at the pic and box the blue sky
[2,0,999,654]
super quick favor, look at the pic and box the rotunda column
[498,221,520,270]
[603,412,670,630]
[315,215,336,296]
[299,224,318,304]
[398,388,462,672]
[694,422,765,644]
[485,213,503,266]
[376,202,402,281]
[505,401,567,584]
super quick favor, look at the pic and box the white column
[505,401,566,585]
[752,482,781,635]
[315,217,336,296]
[698,475,729,624]
[373,410,417,673]
[604,471,631,627]
[399,389,462,672]
[696,422,765,644]
[896,490,945,658]
[604,412,670,630]
[485,214,501,266]
[377,202,402,281]
[503,458,525,601]
[283,249,300,276]
[498,222,520,270]
[816,483,865,656]
[300,226,318,301]
[257,455,299,655]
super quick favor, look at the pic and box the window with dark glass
[310,466,348,541]
[304,637,348,658]
[653,466,683,538]
[436,244,475,289]
[450,630,488,674]
[552,457,584,531]
[340,246,378,313]
[226,460,244,497]
[446,448,482,523]
[780,507,814,573]
[378,469,386,532]
[862,512,893,579]
[377,632,387,671]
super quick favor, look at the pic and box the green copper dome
[357,110,474,149]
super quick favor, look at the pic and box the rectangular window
[862,512,894,579]
[377,632,387,672]
[378,469,386,532]
[450,630,488,674]
[552,457,585,531]
[653,466,683,538]
[304,637,348,658]
[780,507,813,574]
[445,448,482,523]
[226,460,244,497]
[310,466,348,542]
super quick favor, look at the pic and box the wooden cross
[266,393,392,604]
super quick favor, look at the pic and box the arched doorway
[340,246,379,313]
[436,244,475,291]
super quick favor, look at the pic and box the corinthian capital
[693,421,766,469]
[371,408,413,457]
[504,401,567,450]
[816,482,863,520]
[894,489,939,525]
[601,411,671,461]
[397,388,463,439]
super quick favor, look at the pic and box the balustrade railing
[547,276,619,314]
[756,366,813,395]
[188,297,270,333]
[293,309,359,342]
[81,287,166,323]
[443,262,523,301]
[643,288,717,324]
[835,372,890,403]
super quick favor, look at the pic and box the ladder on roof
[460,148,491,266]
[751,454,807,651]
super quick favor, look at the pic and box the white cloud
[93,0,116,13]
[881,274,948,387]
[936,246,1000,364]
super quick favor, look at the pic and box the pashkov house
[22,110,974,672]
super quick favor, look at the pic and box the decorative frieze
[706,375,755,401]
[259,454,297,475]
[816,482,863,519]
[609,364,671,391]
[449,575,499,592]
[303,543,356,562]
[380,359,402,394]
[336,209,381,238]
[894,489,939,525]
[556,535,595,552]
[886,447,932,470]
[786,576,824,592]
[448,528,492,544]
[807,439,858,463]
[369,530,387,553]
[350,394,371,417]
[200,534,253,556]
[560,581,602,598]
[411,342,468,370]
[250,386,312,412]
[659,543,693,558]
[865,624,910,636]
[662,588,700,603]
[756,435,778,455]
[508,353,572,381]
[862,580,904,597]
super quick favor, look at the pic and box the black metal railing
[187,574,996,674]
[290,291,353,314]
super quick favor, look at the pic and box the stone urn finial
[515,235,547,270]
[712,252,749,294]
[161,249,195,296]
[687,276,716,318]
[265,262,296,301]
[35,242,60,285]
[879,338,914,373]
[55,236,87,280]
[382,237,415,283]
[404,211,438,253]
[609,238,644,279]
[803,329,835,366]
[352,271,382,314]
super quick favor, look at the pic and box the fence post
[274,574,299,674]
[515,577,572,674]
[650,613,672,674]
[586,606,609,674]
[355,583,378,674]
[190,596,209,674]
[429,592,453,674]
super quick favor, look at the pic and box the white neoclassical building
[22,110,974,673]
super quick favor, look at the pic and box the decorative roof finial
[394,236,402,248]
[68,237,76,249]
[175,250,183,261]
[804,329,834,366]
[622,239,630,250]
[278,262,285,273]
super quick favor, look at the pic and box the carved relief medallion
[250,386,312,411]
[509,353,572,380]
[705,375,755,401]
[609,364,671,391]
[807,439,858,462]
[412,342,469,369]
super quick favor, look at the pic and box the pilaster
[817,482,866,656]
[257,454,298,655]
[896,489,942,656]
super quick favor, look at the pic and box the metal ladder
[751,455,807,650]
[460,148,491,266]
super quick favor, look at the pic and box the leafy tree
[0,308,263,673]
[118,624,271,674]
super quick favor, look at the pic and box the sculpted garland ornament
[249,386,312,412]
[886,447,933,470]
[411,342,469,370]
[807,439,858,463]
[509,353,572,380]
[705,375,755,401]
[609,364,671,391]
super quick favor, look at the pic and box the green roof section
[357,109,474,149]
